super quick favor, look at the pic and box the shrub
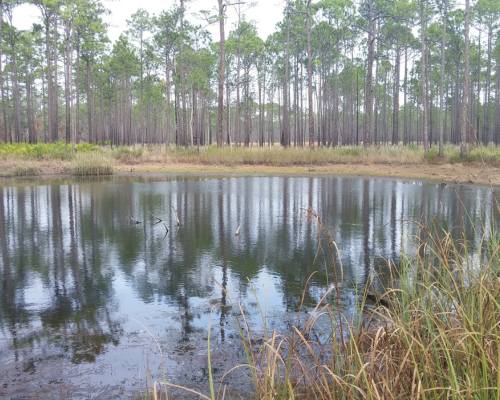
[75,143,101,153]
[424,147,440,162]
[112,147,144,163]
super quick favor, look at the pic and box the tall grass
[153,217,500,399]
[144,145,425,166]
[110,144,500,167]
[71,153,113,176]
[1,142,500,166]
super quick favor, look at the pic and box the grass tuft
[13,165,40,177]
[71,153,113,176]
[112,146,144,164]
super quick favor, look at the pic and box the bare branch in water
[129,216,142,225]
[171,206,181,226]
[151,214,163,225]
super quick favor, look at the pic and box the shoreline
[1,160,499,186]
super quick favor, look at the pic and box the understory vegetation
[153,220,500,400]
[1,143,500,173]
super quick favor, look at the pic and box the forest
[0,0,499,153]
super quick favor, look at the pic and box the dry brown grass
[1,144,500,185]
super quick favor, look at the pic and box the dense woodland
[0,0,499,152]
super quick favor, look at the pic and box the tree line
[0,0,499,152]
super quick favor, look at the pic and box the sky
[13,0,286,42]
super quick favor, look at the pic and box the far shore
[1,144,499,186]
[1,159,499,187]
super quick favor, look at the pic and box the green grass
[70,153,113,176]
[449,145,500,165]
[152,218,500,400]
[0,141,101,161]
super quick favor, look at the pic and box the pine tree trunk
[0,5,7,143]
[282,2,291,147]
[86,59,93,143]
[484,26,492,144]
[420,0,429,151]
[307,0,314,147]
[392,47,400,145]
[217,0,225,146]
[461,0,470,155]
[439,7,446,156]
[75,37,80,143]
[10,46,21,142]
[64,20,72,144]
[26,69,36,143]
[495,51,500,144]
[364,2,376,146]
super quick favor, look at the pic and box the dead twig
[151,214,163,226]
[162,223,169,240]
[171,206,181,226]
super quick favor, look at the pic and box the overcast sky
[13,0,286,42]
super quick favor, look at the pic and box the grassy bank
[0,143,499,184]
[89,143,500,166]
[153,220,500,400]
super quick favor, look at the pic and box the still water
[0,176,497,399]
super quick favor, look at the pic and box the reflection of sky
[0,176,497,397]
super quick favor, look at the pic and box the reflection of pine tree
[0,177,495,371]
[0,185,122,365]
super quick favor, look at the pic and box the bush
[112,147,144,163]
[0,142,102,161]
[446,145,500,165]
[75,143,101,153]
[424,147,440,162]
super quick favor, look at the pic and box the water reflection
[0,176,497,396]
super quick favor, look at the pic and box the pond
[0,175,497,399]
